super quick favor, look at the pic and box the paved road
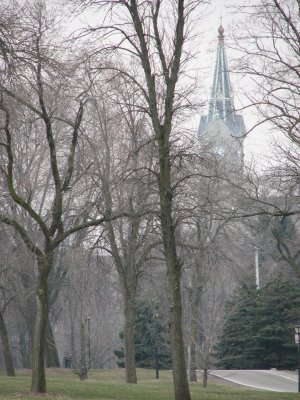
[209,369,298,392]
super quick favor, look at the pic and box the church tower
[198,25,245,167]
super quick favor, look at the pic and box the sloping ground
[0,369,300,400]
[209,369,298,392]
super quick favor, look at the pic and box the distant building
[198,25,245,169]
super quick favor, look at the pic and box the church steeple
[209,25,234,122]
[198,25,245,139]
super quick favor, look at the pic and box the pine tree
[114,301,172,376]
[215,278,300,369]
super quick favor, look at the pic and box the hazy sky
[66,0,274,168]
[195,0,273,167]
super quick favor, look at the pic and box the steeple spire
[209,24,234,125]
[198,25,245,139]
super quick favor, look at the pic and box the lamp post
[294,324,300,393]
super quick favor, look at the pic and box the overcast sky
[65,0,275,168]
[201,0,273,164]
[194,0,275,168]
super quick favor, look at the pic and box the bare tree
[225,0,300,217]
[0,260,16,376]
[72,2,210,398]
[59,244,122,371]
[180,177,237,385]
[0,2,124,392]
[82,70,160,383]
[232,0,299,142]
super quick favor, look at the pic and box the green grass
[0,368,299,400]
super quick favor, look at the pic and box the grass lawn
[0,368,299,400]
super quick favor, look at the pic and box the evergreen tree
[215,278,300,369]
[114,301,172,376]
[272,216,295,242]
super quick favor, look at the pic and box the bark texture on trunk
[31,256,51,393]
[45,321,60,368]
[123,294,137,384]
[0,309,15,376]
[158,141,191,400]
[167,268,190,400]
[159,180,190,399]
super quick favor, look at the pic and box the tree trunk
[31,257,50,393]
[123,294,137,384]
[162,241,190,395]
[158,139,191,400]
[45,321,60,368]
[70,309,76,367]
[168,271,190,400]
[202,367,208,388]
[155,354,159,379]
[79,320,87,381]
[19,329,31,369]
[189,284,202,383]
[0,309,15,376]
[189,329,197,383]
